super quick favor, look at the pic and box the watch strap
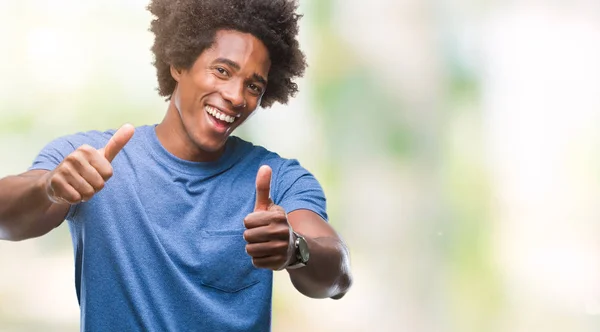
[286,231,306,269]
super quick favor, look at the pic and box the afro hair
[147,0,307,108]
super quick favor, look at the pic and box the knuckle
[65,153,78,163]
[59,164,73,176]
[95,181,105,191]
[245,244,257,256]
[66,192,82,204]
[274,208,286,219]
[80,194,93,202]
[70,152,86,166]
[266,224,279,237]
[78,144,95,154]
[101,167,113,180]
[82,187,95,198]
[275,241,288,251]
[258,243,271,253]
[269,223,288,237]
[272,210,287,222]
[49,175,62,188]
[77,182,93,197]
[59,163,74,176]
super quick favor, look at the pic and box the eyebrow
[214,57,268,86]
[251,73,268,86]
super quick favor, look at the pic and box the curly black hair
[147,0,307,108]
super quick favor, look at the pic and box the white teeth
[205,106,235,124]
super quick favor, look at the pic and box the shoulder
[229,136,313,182]
[52,125,149,150]
[229,136,313,172]
[229,136,283,164]
[52,129,114,150]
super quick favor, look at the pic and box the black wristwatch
[286,231,309,269]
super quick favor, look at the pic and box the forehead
[203,30,271,76]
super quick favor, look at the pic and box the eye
[215,67,229,77]
[248,83,263,95]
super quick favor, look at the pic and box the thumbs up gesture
[45,124,135,204]
[243,165,295,271]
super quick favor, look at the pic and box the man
[0,0,352,331]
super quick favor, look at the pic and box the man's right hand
[44,124,135,205]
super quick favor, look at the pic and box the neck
[155,100,225,162]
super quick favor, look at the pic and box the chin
[194,136,227,153]
[186,121,235,155]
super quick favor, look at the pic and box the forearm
[287,236,352,299]
[0,172,56,241]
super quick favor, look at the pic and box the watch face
[298,237,310,263]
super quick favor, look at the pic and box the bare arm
[0,170,69,241]
[286,209,352,299]
[0,124,135,241]
[243,166,353,299]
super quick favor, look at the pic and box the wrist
[285,231,310,270]
[36,172,51,201]
[37,171,60,205]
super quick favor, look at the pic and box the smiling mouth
[205,105,236,124]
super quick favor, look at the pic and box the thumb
[99,124,135,162]
[254,165,273,211]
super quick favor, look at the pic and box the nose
[220,79,246,108]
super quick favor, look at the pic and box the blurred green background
[2,0,600,331]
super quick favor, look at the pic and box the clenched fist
[44,124,135,205]
[243,165,295,271]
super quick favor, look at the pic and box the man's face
[171,29,271,153]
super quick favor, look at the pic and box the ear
[170,65,184,82]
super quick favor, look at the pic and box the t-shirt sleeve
[28,131,110,172]
[29,136,78,171]
[272,159,328,222]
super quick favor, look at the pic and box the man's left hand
[243,165,295,270]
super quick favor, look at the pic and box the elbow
[2,231,40,242]
[330,242,353,299]
[306,270,352,300]
[330,264,353,300]
[0,225,28,242]
[292,263,354,300]
[0,229,22,242]
[0,220,40,242]
[0,210,26,241]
